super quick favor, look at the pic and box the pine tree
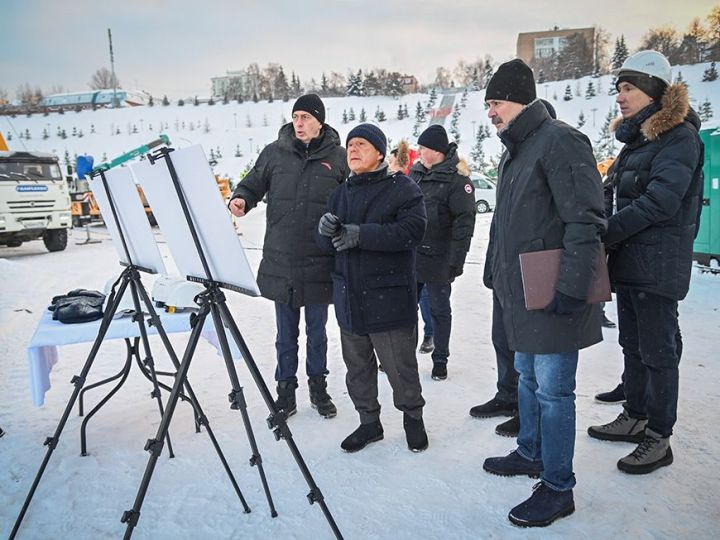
[375,107,386,122]
[585,80,596,98]
[403,103,409,118]
[101,152,108,162]
[594,109,617,161]
[6,132,11,141]
[208,96,215,106]
[162,95,170,106]
[460,88,468,109]
[216,146,222,158]
[675,71,688,88]
[72,126,77,136]
[412,101,426,137]
[263,114,269,127]
[178,98,185,106]
[577,110,586,128]
[347,70,364,96]
[245,114,252,128]
[703,61,718,82]
[342,110,349,124]
[359,108,367,122]
[42,128,49,140]
[193,96,199,106]
[427,88,438,109]
[77,129,83,138]
[222,94,229,105]
[25,128,31,139]
[699,99,714,121]
[611,36,629,70]
[90,124,95,134]
[320,73,329,96]
[132,124,138,134]
[563,85,573,101]
[148,95,154,107]
[470,123,489,172]
[397,103,405,120]
[450,104,461,143]
[204,118,210,133]
[234,144,243,157]
[482,60,494,89]
[349,107,356,121]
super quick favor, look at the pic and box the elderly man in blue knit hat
[317,123,429,453]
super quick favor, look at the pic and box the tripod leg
[209,302,277,517]
[80,338,134,456]
[217,301,344,540]
[11,272,132,540]
[128,276,175,459]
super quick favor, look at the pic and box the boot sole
[341,433,384,453]
[495,428,519,438]
[587,427,645,443]
[508,503,575,527]
[310,403,337,419]
[593,398,626,405]
[431,375,447,381]
[483,464,542,479]
[470,410,517,419]
[617,449,673,474]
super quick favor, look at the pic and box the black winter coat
[604,84,704,301]
[317,166,427,335]
[488,99,606,354]
[410,144,476,283]
[231,123,348,307]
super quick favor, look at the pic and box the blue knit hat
[346,123,387,158]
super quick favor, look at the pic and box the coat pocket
[362,274,412,326]
[331,273,350,329]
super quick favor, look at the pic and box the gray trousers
[340,325,425,424]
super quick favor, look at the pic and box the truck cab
[0,151,72,251]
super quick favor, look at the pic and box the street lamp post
[472,120,477,139]
[591,108,598,128]
[233,112,237,129]
[248,137,253,154]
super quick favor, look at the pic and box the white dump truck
[0,150,72,251]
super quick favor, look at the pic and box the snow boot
[495,414,520,437]
[508,482,575,528]
[403,413,428,452]
[617,428,673,474]
[469,397,517,419]
[483,450,543,478]
[419,336,434,354]
[431,362,447,381]
[308,375,337,419]
[341,420,384,452]
[588,411,646,443]
[274,380,298,417]
[601,315,616,328]
[594,383,625,404]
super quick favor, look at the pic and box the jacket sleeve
[448,175,477,269]
[543,130,607,300]
[314,186,341,253]
[483,213,496,289]
[358,181,427,252]
[230,145,274,213]
[604,127,701,247]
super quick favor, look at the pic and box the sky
[1,0,717,98]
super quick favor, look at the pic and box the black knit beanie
[346,123,387,157]
[615,72,668,101]
[292,93,325,123]
[485,59,537,105]
[418,125,449,153]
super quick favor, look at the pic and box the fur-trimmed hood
[610,83,697,141]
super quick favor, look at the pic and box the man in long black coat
[229,94,348,418]
[410,125,476,381]
[480,59,606,528]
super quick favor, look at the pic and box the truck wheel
[6,239,23,248]
[43,229,68,252]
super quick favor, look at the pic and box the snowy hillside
[2,62,719,184]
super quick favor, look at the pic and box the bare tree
[639,26,680,61]
[16,83,34,105]
[49,84,65,95]
[593,26,611,75]
[89,67,120,90]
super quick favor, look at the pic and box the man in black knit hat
[410,124,476,381]
[230,94,348,419]
[480,59,606,527]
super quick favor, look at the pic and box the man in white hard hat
[588,50,704,475]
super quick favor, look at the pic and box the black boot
[469,397,517,418]
[308,376,337,419]
[594,383,625,404]
[341,421,384,452]
[495,414,520,437]
[275,380,298,417]
[403,413,429,452]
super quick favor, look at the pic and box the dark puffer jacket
[316,166,427,335]
[409,143,476,283]
[489,99,606,354]
[231,123,348,308]
[604,84,704,301]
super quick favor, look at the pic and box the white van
[471,174,496,213]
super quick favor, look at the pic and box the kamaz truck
[0,150,72,251]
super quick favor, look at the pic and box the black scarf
[615,102,660,144]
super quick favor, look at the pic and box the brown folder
[519,246,611,311]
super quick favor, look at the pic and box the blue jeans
[418,282,452,364]
[419,286,433,338]
[274,302,329,383]
[515,351,578,492]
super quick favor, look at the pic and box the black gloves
[544,290,586,315]
[332,224,360,251]
[318,212,341,237]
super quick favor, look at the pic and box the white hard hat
[616,50,672,86]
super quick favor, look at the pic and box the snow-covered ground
[1,63,720,539]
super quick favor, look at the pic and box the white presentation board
[89,167,166,274]
[130,145,260,296]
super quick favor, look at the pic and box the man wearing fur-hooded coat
[588,51,704,476]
